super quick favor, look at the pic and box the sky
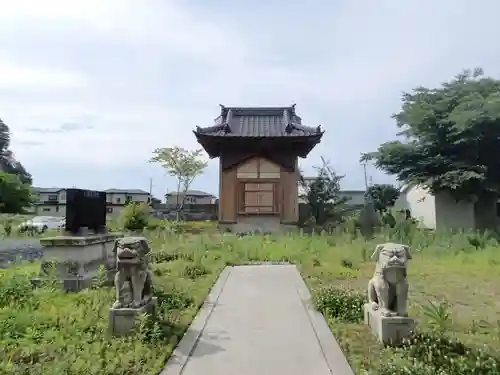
[1,0,500,200]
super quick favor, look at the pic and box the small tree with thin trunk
[150,146,208,220]
[299,157,350,228]
[365,184,400,213]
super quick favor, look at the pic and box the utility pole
[148,177,153,205]
[362,162,368,190]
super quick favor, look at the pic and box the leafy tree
[365,184,400,213]
[0,118,32,184]
[299,157,350,226]
[361,68,500,228]
[150,146,208,220]
[0,172,33,213]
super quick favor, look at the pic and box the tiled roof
[105,188,150,194]
[32,187,64,193]
[194,105,323,138]
[165,190,215,197]
[33,187,149,194]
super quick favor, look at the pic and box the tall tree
[150,146,208,220]
[0,118,32,184]
[0,118,10,158]
[299,157,349,226]
[0,172,33,213]
[365,184,400,213]
[361,68,500,228]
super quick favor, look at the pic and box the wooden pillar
[279,158,299,224]
[219,156,237,223]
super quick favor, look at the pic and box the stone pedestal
[109,297,157,336]
[34,233,123,292]
[364,303,415,346]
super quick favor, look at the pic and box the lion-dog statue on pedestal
[111,237,153,309]
[367,243,412,317]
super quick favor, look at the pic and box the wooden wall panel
[219,157,237,222]
[220,153,298,223]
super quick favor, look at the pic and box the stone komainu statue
[367,243,412,317]
[111,237,153,309]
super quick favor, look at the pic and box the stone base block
[30,275,95,291]
[364,303,415,346]
[108,297,158,336]
[63,277,94,292]
[36,232,123,292]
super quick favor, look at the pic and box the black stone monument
[65,188,107,235]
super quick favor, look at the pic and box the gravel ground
[0,238,43,267]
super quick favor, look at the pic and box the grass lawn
[1,224,499,374]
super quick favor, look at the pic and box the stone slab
[160,265,354,375]
[363,303,415,346]
[109,297,158,336]
[40,232,123,247]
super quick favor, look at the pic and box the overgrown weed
[0,220,499,374]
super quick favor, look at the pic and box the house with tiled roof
[193,104,323,232]
[31,187,151,216]
[165,189,216,206]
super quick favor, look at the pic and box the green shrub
[0,272,37,309]
[152,284,193,310]
[181,263,209,279]
[401,332,500,375]
[313,285,365,323]
[121,202,150,231]
[148,250,180,264]
[3,218,12,236]
[375,359,448,375]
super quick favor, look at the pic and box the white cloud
[0,0,500,195]
[0,62,88,90]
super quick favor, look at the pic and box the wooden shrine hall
[193,104,324,232]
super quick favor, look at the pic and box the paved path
[161,265,354,375]
[0,239,43,267]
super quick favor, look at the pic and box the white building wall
[339,191,365,206]
[398,185,437,229]
[396,185,476,230]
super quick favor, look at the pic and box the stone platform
[33,232,123,291]
[363,303,415,346]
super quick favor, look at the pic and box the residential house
[32,187,67,216]
[298,178,366,207]
[165,190,216,207]
[31,187,151,217]
[339,190,366,207]
[194,104,324,232]
[104,189,151,216]
[395,184,476,230]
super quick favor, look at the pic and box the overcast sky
[1,0,499,199]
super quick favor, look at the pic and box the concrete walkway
[160,265,354,375]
